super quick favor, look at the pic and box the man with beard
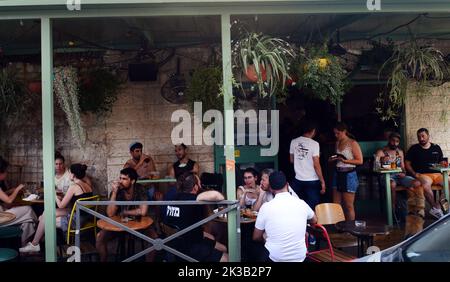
[124,142,157,179]
[96,167,158,261]
[168,143,199,180]
[405,128,446,219]
[375,132,421,210]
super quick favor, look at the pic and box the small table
[430,166,450,203]
[97,215,154,260]
[97,215,153,232]
[375,168,402,226]
[336,220,390,257]
[213,216,256,224]
[0,212,16,226]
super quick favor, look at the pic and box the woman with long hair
[329,123,363,220]
[19,163,93,253]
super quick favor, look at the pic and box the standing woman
[20,163,93,253]
[329,123,363,220]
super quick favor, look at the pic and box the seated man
[55,152,72,195]
[124,142,158,200]
[405,128,446,219]
[96,167,158,262]
[253,168,299,212]
[168,143,199,180]
[163,172,228,262]
[253,171,317,262]
[375,132,421,210]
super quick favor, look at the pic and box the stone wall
[405,82,450,156]
[4,48,215,196]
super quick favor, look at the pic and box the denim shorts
[332,171,359,193]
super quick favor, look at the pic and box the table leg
[385,174,393,226]
[443,171,449,203]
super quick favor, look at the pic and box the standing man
[168,143,199,180]
[289,120,326,210]
[405,128,446,219]
[253,171,317,262]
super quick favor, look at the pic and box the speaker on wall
[128,63,158,81]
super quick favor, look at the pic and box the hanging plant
[296,45,349,105]
[232,30,296,98]
[54,66,86,147]
[78,68,122,117]
[0,68,31,154]
[186,66,224,115]
[376,39,448,122]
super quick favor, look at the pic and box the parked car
[355,213,450,262]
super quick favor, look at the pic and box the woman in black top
[20,164,93,253]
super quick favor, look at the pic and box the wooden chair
[314,203,358,248]
[306,224,355,262]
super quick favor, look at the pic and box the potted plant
[296,45,349,105]
[186,66,224,116]
[376,39,448,121]
[78,68,122,117]
[232,31,296,98]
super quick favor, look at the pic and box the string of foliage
[54,66,86,147]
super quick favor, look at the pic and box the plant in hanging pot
[232,30,296,98]
[78,68,122,117]
[186,65,224,115]
[28,81,42,94]
[376,38,449,122]
[296,45,349,105]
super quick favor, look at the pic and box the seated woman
[0,156,37,246]
[19,163,93,253]
[236,167,261,210]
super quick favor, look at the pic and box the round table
[97,215,153,232]
[335,220,390,257]
[97,215,154,260]
[0,212,16,226]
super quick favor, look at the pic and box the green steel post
[221,13,240,262]
[443,171,449,203]
[41,17,57,262]
[385,174,393,226]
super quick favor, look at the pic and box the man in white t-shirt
[55,153,72,195]
[289,120,325,210]
[253,171,317,262]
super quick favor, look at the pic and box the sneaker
[429,207,444,219]
[19,242,40,253]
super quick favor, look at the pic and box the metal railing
[75,200,241,262]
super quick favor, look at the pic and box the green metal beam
[1,1,450,20]
[41,17,57,262]
[221,13,239,262]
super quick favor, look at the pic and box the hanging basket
[28,81,42,94]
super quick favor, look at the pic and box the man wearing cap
[124,142,157,179]
[375,132,421,210]
[253,171,317,262]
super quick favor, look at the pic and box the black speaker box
[128,63,158,81]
